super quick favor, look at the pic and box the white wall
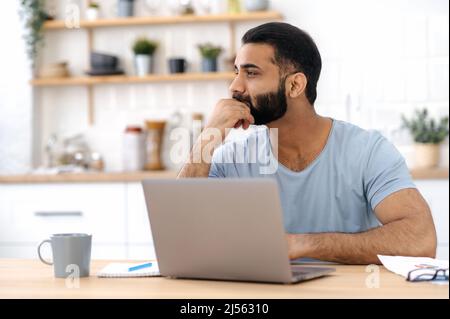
[1,0,449,172]
[0,1,33,174]
[272,0,449,168]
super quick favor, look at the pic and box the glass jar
[123,125,145,171]
[89,152,105,171]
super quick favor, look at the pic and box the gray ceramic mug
[38,233,92,278]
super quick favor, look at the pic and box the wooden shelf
[35,10,283,125]
[410,167,449,180]
[43,11,283,30]
[30,72,236,87]
[0,171,178,184]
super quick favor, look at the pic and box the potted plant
[86,2,100,20]
[132,37,158,76]
[244,0,269,12]
[197,43,223,72]
[19,0,50,71]
[180,0,195,15]
[402,108,449,169]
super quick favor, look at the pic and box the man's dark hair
[242,22,322,105]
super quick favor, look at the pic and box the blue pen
[128,262,152,272]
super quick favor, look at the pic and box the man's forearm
[176,152,211,178]
[289,214,437,264]
[177,133,222,178]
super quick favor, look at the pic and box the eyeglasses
[406,267,449,282]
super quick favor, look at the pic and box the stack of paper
[378,255,448,284]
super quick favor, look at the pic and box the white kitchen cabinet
[0,179,448,261]
[415,180,449,260]
[125,183,156,260]
[126,183,153,245]
[0,183,127,259]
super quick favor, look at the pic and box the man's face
[230,44,288,125]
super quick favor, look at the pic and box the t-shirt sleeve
[363,132,416,210]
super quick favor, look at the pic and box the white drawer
[0,183,127,245]
[126,183,153,244]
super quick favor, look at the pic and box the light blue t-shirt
[209,119,416,234]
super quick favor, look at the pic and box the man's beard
[232,77,288,125]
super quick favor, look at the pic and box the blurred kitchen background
[0,0,448,260]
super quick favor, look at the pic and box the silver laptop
[142,178,335,284]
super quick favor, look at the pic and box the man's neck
[266,101,332,172]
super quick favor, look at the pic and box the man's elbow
[414,223,437,258]
[423,230,437,258]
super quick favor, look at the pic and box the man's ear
[287,73,307,98]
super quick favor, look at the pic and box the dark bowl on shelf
[85,69,124,76]
[90,52,119,69]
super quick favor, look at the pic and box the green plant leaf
[401,108,449,144]
[132,37,158,55]
[197,43,223,59]
[19,0,48,67]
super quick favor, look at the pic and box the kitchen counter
[0,170,178,184]
[408,167,449,180]
[0,168,447,184]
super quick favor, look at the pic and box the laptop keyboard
[292,269,309,276]
[291,266,326,277]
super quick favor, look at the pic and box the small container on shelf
[86,2,101,20]
[89,152,105,171]
[123,125,146,171]
[118,0,135,17]
[243,0,269,12]
[38,62,70,78]
[144,120,167,170]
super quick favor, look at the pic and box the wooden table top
[0,259,447,299]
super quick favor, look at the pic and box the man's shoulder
[332,119,386,150]
[332,120,405,175]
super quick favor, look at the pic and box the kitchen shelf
[43,11,283,30]
[30,72,236,87]
[35,10,284,126]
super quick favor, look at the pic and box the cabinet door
[125,183,158,260]
[415,180,449,259]
[0,183,127,259]
[126,183,153,244]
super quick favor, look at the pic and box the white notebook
[97,262,161,278]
